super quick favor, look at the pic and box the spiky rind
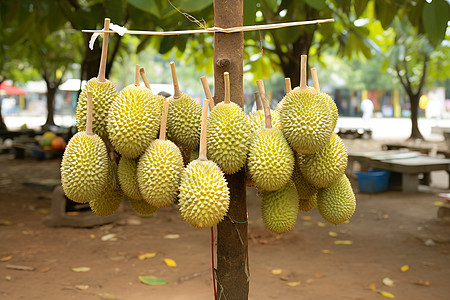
[317,175,356,225]
[247,110,281,132]
[280,88,334,154]
[207,102,252,174]
[89,162,123,217]
[291,157,318,200]
[320,92,338,129]
[261,180,299,234]
[76,78,118,139]
[60,132,109,203]
[300,133,348,188]
[137,139,184,208]
[118,157,142,200]
[178,160,230,229]
[248,128,294,191]
[128,197,158,215]
[107,85,163,158]
[166,93,202,150]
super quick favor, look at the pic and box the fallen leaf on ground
[271,269,283,275]
[38,209,49,214]
[66,211,80,216]
[382,277,395,287]
[5,276,12,281]
[164,234,180,240]
[99,292,116,299]
[366,282,377,291]
[75,285,89,290]
[334,240,353,245]
[433,201,444,207]
[1,256,12,262]
[321,249,332,254]
[413,280,430,286]
[328,231,338,237]
[101,234,116,241]
[40,267,50,273]
[0,220,13,226]
[139,276,168,285]
[164,258,177,267]
[138,253,156,260]
[314,273,326,279]
[89,234,96,239]
[286,281,300,287]
[6,264,35,271]
[317,222,326,227]
[301,216,311,221]
[377,290,395,298]
[400,265,409,272]
[71,267,91,272]
[280,276,289,281]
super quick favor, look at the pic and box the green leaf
[354,0,369,18]
[159,35,177,54]
[375,0,397,29]
[304,0,326,10]
[172,0,213,13]
[127,0,160,18]
[139,276,168,285]
[422,0,449,46]
[244,0,258,25]
[264,0,278,13]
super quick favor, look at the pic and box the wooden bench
[348,151,450,192]
[381,144,432,155]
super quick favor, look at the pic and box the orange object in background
[51,137,66,150]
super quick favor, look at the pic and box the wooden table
[348,150,450,192]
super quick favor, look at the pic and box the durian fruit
[317,175,356,225]
[205,72,252,174]
[137,100,184,208]
[291,158,318,212]
[311,67,338,129]
[89,161,124,217]
[248,92,280,132]
[76,19,118,139]
[61,92,109,203]
[247,80,294,191]
[178,98,230,229]
[299,133,348,188]
[166,62,202,150]
[128,196,158,215]
[260,180,299,234]
[280,55,334,154]
[107,65,164,158]
[118,156,142,200]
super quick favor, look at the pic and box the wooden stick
[134,64,140,86]
[224,72,231,104]
[254,92,262,110]
[139,67,151,91]
[299,55,307,90]
[86,91,94,135]
[159,100,170,141]
[200,76,215,110]
[256,80,272,129]
[170,61,181,99]
[97,18,110,83]
[311,68,320,92]
[198,99,209,161]
[285,78,292,93]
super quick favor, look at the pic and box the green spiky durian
[166,93,202,150]
[261,180,299,234]
[178,160,230,228]
[291,160,318,211]
[320,92,338,129]
[300,133,348,188]
[207,101,252,174]
[89,162,123,217]
[118,157,142,201]
[248,109,280,132]
[137,139,184,208]
[280,88,334,154]
[317,175,356,225]
[60,132,109,203]
[298,196,318,212]
[128,197,158,215]
[247,127,294,191]
[76,78,118,139]
[107,85,163,158]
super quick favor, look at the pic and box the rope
[82,18,335,36]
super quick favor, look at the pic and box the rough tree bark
[214,0,249,299]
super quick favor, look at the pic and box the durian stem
[311,68,320,92]
[224,72,231,104]
[134,64,140,86]
[256,80,272,129]
[97,18,110,83]
[139,67,152,91]
[299,54,307,90]
[254,92,262,110]
[285,78,292,93]
[86,91,94,135]
[200,76,215,110]
[198,98,209,161]
[159,100,170,141]
[170,61,181,99]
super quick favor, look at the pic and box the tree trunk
[214,0,249,299]
[408,93,424,140]
[43,81,59,130]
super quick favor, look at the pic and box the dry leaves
[382,277,395,287]
[75,285,89,290]
[286,281,300,287]
[334,240,353,245]
[1,256,12,262]
[321,249,332,254]
[301,216,311,221]
[271,269,283,275]
[328,231,338,237]
[317,221,326,227]
[101,234,117,241]
[367,283,395,298]
[413,280,430,286]
[71,267,91,272]
[164,234,180,240]
[400,265,409,272]
[138,253,156,260]
[164,258,177,267]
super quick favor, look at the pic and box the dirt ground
[1,138,450,300]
